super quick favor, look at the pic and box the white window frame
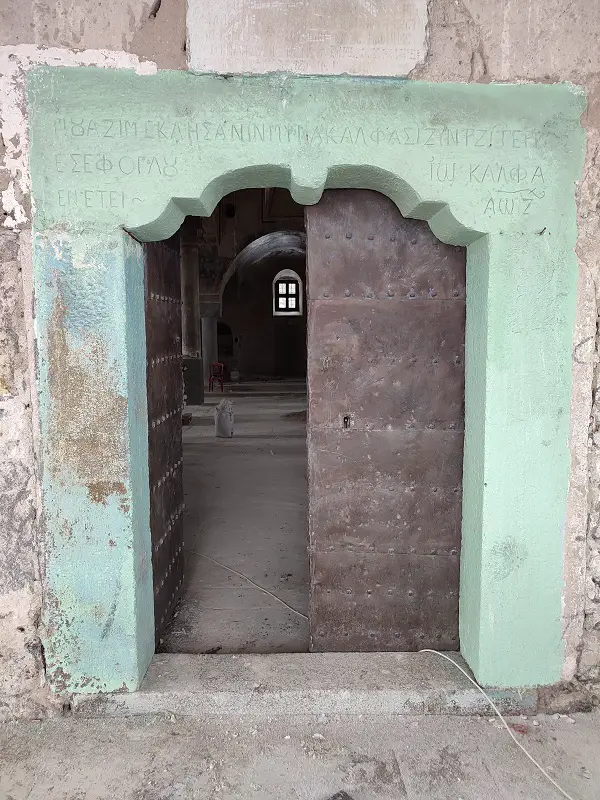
[272,269,303,317]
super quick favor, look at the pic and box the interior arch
[219,231,306,304]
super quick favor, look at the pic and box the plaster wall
[0,0,599,718]
[0,46,156,719]
[27,68,584,691]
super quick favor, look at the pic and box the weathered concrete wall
[0,226,46,721]
[0,0,599,718]
[0,0,186,69]
[1,49,50,722]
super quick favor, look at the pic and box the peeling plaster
[0,45,157,232]
[47,294,129,501]
[0,45,157,719]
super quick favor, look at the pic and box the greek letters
[54,153,178,177]
[57,189,126,209]
[469,163,545,185]
[483,195,536,216]
[51,117,569,151]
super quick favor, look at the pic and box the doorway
[32,69,580,691]
[151,189,311,655]
[144,188,465,657]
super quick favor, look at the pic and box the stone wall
[0,0,186,68]
[0,0,599,717]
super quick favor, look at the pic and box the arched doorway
[146,187,465,657]
[31,69,581,692]
[160,192,311,656]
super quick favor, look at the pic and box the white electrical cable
[188,550,309,620]
[420,650,577,800]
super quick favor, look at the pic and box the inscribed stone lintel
[187,0,428,77]
[28,69,586,241]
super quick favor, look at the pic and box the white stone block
[187,0,428,77]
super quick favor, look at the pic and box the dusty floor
[160,389,309,654]
[1,711,599,799]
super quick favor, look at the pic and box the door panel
[310,551,460,651]
[306,190,465,652]
[309,428,462,555]
[145,239,185,642]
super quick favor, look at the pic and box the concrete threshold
[72,652,538,718]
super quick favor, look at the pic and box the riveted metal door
[306,190,465,652]
[145,239,185,642]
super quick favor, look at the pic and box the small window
[273,270,303,316]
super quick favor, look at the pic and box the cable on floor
[188,550,309,620]
[420,649,576,800]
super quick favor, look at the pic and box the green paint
[34,230,153,693]
[28,68,586,689]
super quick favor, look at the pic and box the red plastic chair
[209,362,225,392]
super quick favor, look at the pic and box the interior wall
[1,0,600,717]
[221,257,307,380]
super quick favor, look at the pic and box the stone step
[72,652,538,718]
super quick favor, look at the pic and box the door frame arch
[28,67,586,693]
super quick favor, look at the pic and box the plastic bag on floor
[215,399,234,438]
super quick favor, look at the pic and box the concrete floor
[1,711,599,799]
[160,389,309,654]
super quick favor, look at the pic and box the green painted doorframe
[28,68,586,692]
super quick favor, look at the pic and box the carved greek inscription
[57,189,127,209]
[482,194,542,215]
[430,160,545,190]
[52,118,569,150]
[54,154,178,177]
[55,119,141,138]
[429,160,457,183]
[426,159,547,215]
[469,164,545,185]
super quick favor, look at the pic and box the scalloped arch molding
[28,68,586,693]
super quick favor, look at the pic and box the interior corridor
[159,384,309,655]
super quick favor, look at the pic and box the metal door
[306,190,465,651]
[145,238,185,642]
